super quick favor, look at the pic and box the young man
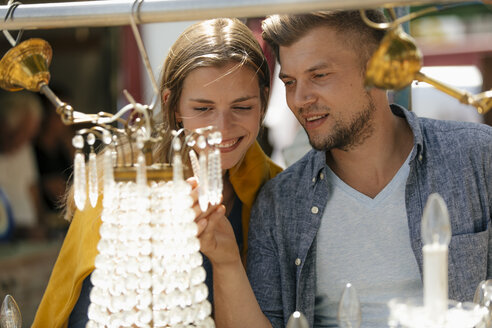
[244,9,492,327]
[197,9,492,328]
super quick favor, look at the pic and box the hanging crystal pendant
[102,130,114,207]
[197,135,209,212]
[189,149,200,182]
[88,152,98,208]
[136,152,147,195]
[207,147,220,205]
[87,133,98,208]
[102,149,114,207]
[72,134,86,210]
[198,151,209,212]
[135,130,147,196]
[172,137,184,183]
[208,131,222,205]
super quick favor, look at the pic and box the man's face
[279,26,376,151]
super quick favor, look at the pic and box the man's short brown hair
[262,10,387,69]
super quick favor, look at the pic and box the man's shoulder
[420,117,492,148]
[258,150,318,198]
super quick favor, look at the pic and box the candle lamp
[421,193,451,323]
[286,311,309,328]
[337,283,362,328]
[388,193,490,328]
[0,295,21,328]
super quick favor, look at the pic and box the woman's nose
[212,109,231,131]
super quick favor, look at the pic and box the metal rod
[0,0,463,31]
[415,72,473,106]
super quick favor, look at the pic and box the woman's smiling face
[177,61,263,171]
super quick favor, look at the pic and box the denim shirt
[247,105,492,328]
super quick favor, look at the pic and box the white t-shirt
[314,152,422,327]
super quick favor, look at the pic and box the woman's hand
[187,177,242,266]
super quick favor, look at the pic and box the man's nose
[293,81,316,109]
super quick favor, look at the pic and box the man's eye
[314,73,327,79]
[233,106,252,110]
[194,107,211,111]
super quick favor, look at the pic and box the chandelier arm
[359,9,393,30]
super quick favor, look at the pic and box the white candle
[421,193,451,323]
[423,240,448,318]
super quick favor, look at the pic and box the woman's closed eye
[232,105,252,110]
[193,106,213,112]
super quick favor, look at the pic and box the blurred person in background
[0,90,46,240]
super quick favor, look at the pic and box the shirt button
[419,154,423,161]
[320,173,325,180]
[295,258,301,266]
[311,206,319,214]
[312,177,316,183]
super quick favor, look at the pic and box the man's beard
[305,94,376,152]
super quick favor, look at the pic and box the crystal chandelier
[69,122,221,328]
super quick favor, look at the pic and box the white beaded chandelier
[71,122,221,328]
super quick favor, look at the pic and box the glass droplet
[197,135,207,149]
[102,130,112,145]
[87,133,96,146]
[72,134,85,149]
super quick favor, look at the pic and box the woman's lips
[216,137,243,152]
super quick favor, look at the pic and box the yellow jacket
[32,141,282,327]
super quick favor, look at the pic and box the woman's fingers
[197,205,241,265]
[196,217,208,236]
[195,203,223,238]
[186,176,198,187]
[197,205,225,248]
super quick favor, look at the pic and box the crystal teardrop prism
[198,150,209,212]
[189,149,200,182]
[136,153,147,194]
[74,151,87,210]
[208,148,221,205]
[88,151,98,207]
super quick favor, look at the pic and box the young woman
[32,18,282,328]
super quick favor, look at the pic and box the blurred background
[0,0,491,324]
